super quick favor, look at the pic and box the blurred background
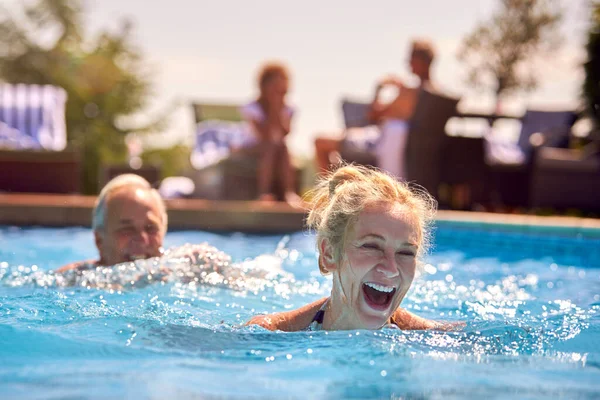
[73,0,588,153]
[0,0,598,214]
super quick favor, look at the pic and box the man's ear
[318,238,337,273]
[94,230,103,254]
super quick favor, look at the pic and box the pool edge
[1,193,599,233]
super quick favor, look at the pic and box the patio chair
[189,102,301,200]
[0,83,80,193]
[486,109,577,207]
[0,84,67,150]
[529,144,600,212]
[404,89,460,196]
[337,99,379,167]
[339,88,460,197]
[188,102,250,199]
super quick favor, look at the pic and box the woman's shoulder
[240,101,264,121]
[246,297,327,332]
[239,101,295,121]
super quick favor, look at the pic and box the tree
[584,1,600,129]
[458,0,563,110]
[0,0,163,193]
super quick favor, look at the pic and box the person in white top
[314,39,437,179]
[240,62,303,207]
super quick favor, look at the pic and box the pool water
[1,223,599,399]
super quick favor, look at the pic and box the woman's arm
[265,102,292,137]
[247,110,291,141]
[391,307,464,331]
[278,108,292,137]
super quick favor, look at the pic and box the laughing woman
[247,164,453,332]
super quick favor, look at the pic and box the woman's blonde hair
[306,164,437,275]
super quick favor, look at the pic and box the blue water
[1,223,599,399]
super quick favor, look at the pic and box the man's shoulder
[55,260,98,274]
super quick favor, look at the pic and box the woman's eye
[396,251,416,257]
[361,243,380,250]
[146,225,159,234]
[118,227,136,235]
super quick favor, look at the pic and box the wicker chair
[339,89,460,198]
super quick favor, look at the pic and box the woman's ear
[318,238,337,272]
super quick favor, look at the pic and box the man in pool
[56,174,207,273]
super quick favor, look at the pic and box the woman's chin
[358,297,394,329]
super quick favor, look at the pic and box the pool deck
[0,193,599,233]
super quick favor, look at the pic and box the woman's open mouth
[362,282,396,311]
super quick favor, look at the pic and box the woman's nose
[376,253,400,278]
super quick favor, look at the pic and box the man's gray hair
[92,174,168,233]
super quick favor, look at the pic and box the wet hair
[306,164,437,275]
[257,62,289,91]
[411,39,435,65]
[92,174,168,234]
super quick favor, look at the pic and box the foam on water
[0,226,599,399]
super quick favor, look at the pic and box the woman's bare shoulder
[246,297,328,332]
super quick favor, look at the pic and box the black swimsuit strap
[312,309,325,324]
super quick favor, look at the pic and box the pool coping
[0,193,599,235]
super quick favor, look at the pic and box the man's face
[95,187,166,266]
[409,52,429,78]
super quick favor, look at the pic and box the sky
[8,0,593,157]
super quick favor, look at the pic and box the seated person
[315,39,436,179]
[240,62,302,207]
[56,174,220,273]
[246,164,458,331]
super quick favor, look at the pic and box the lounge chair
[529,141,600,212]
[189,102,301,200]
[0,84,67,150]
[0,84,80,193]
[486,109,577,207]
[190,103,246,171]
[187,102,250,199]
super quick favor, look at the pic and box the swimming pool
[1,222,599,399]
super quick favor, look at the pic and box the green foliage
[584,1,600,127]
[458,0,563,102]
[0,0,161,193]
[141,144,191,179]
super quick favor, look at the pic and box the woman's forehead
[348,203,421,240]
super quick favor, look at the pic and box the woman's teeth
[364,282,395,293]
